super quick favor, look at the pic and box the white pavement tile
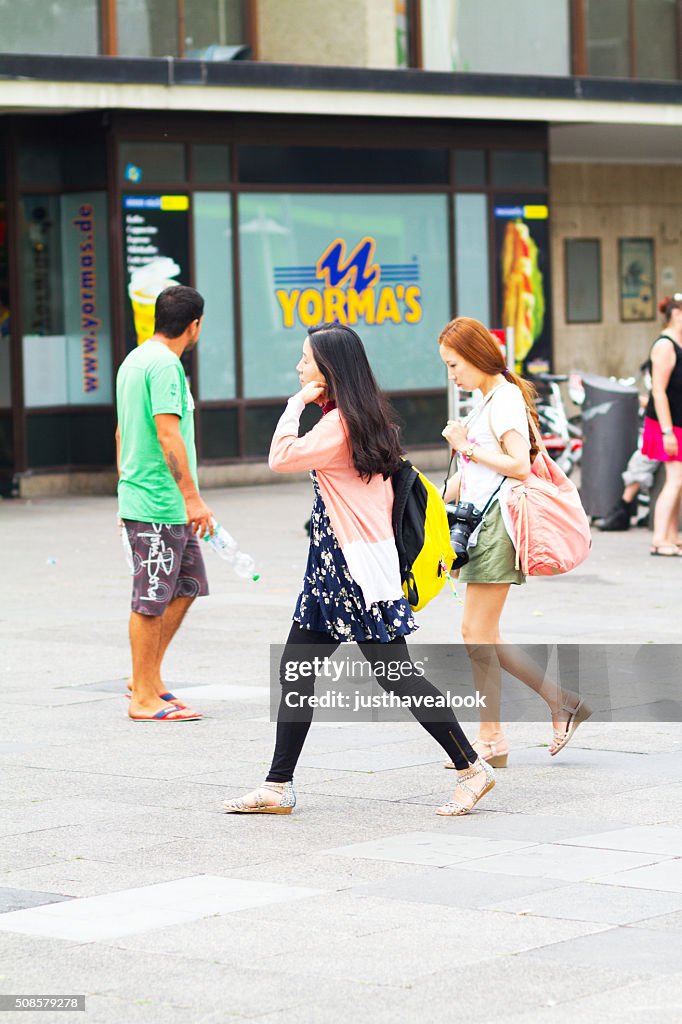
[328,832,535,867]
[348,866,566,909]
[490,880,682,925]
[528,925,682,975]
[298,749,438,772]
[557,825,682,857]
[456,844,670,882]
[173,684,270,702]
[597,859,682,893]
[0,875,320,942]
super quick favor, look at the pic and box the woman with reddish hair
[439,317,590,766]
[642,295,682,556]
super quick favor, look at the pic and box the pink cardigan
[269,396,404,609]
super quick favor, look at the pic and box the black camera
[445,502,484,567]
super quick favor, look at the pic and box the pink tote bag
[505,417,591,576]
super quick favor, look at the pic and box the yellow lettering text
[404,286,422,324]
[276,289,300,328]
[299,289,324,327]
[346,288,375,325]
[375,286,401,325]
[323,288,347,323]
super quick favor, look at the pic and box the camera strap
[442,386,504,499]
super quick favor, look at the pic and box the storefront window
[238,193,451,399]
[194,192,235,400]
[395,0,410,67]
[0,0,100,56]
[420,0,570,76]
[491,151,546,188]
[192,144,231,184]
[582,0,679,80]
[117,0,178,58]
[454,150,486,187]
[18,141,107,190]
[21,193,113,407]
[455,194,490,325]
[634,0,678,80]
[184,0,245,56]
[585,0,630,77]
[119,142,186,185]
[565,239,602,323]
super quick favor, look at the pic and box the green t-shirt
[116,340,198,523]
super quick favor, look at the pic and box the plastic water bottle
[203,521,260,581]
[121,525,134,573]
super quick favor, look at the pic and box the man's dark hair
[154,285,204,338]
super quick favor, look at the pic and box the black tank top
[645,335,682,427]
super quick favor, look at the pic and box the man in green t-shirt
[116,285,213,723]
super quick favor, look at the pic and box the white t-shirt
[459,382,531,547]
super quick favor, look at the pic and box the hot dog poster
[495,198,551,374]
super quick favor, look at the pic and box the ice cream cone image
[128,257,181,345]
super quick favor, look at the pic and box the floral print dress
[293,473,417,642]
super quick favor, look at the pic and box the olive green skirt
[459,500,526,586]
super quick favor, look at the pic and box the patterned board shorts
[123,520,209,617]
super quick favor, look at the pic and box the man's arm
[154,413,213,536]
[115,425,121,478]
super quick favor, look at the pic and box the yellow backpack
[392,458,455,611]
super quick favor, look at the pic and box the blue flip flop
[129,706,202,722]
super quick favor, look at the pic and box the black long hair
[308,322,402,481]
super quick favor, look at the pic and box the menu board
[122,194,190,350]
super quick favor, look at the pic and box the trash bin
[580,374,640,519]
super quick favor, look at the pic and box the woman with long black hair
[223,322,494,816]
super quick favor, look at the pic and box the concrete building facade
[0,0,680,495]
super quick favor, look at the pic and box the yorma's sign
[274,237,423,328]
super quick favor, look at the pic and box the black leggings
[266,621,478,782]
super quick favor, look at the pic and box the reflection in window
[19,143,107,189]
[455,194,490,325]
[184,0,245,57]
[238,145,448,185]
[20,194,113,408]
[238,193,451,399]
[585,0,629,77]
[565,240,601,323]
[0,0,99,56]
[119,142,186,185]
[491,151,546,188]
[192,145,231,184]
[395,0,409,67]
[200,408,239,459]
[117,0,178,58]
[420,0,570,76]
[454,150,486,187]
[195,193,236,400]
[635,0,678,80]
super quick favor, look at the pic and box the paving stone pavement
[1,483,681,1024]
